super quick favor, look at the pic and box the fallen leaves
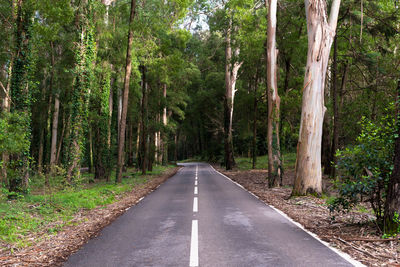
[216,166,399,267]
[0,167,179,267]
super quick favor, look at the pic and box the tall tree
[293,0,341,195]
[384,79,400,234]
[116,0,137,183]
[266,0,282,187]
[9,0,33,191]
[224,15,242,170]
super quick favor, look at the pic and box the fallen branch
[336,237,378,258]
[343,237,399,242]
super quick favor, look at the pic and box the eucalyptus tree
[293,0,341,196]
[266,0,282,187]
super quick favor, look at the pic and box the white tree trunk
[161,83,167,165]
[293,0,341,195]
[266,0,282,187]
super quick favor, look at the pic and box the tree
[224,14,242,170]
[8,0,34,192]
[293,0,341,195]
[384,79,400,235]
[116,0,137,183]
[266,0,282,187]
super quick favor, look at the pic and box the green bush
[329,114,395,227]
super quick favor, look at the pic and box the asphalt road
[64,163,359,267]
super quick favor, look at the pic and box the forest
[0,0,400,265]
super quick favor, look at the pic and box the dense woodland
[0,0,400,236]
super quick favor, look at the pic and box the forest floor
[214,164,400,267]
[0,166,179,267]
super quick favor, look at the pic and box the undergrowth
[0,165,174,248]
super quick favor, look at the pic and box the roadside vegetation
[0,165,174,248]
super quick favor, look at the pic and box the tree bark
[327,36,338,176]
[139,66,148,174]
[266,0,282,187]
[162,83,167,165]
[384,79,400,234]
[293,0,341,196]
[224,17,242,170]
[116,0,136,183]
[252,77,257,169]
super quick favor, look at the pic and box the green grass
[0,164,174,248]
[235,152,297,170]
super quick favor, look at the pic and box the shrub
[329,114,395,228]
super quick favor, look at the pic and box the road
[64,163,359,267]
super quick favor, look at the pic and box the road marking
[193,197,198,212]
[189,220,199,267]
[209,165,365,267]
[194,186,198,195]
[195,180,197,186]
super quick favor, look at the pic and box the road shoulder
[213,165,398,267]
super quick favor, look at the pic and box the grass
[0,164,174,248]
[235,152,297,171]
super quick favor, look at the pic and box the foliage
[0,165,173,247]
[329,112,395,226]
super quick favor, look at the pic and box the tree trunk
[139,66,148,174]
[266,0,283,187]
[116,0,136,183]
[50,93,60,168]
[107,66,114,148]
[56,111,66,165]
[49,42,59,172]
[9,0,32,192]
[174,132,178,162]
[326,36,339,176]
[88,127,94,173]
[293,0,341,196]
[162,83,167,165]
[224,17,242,170]
[252,78,257,170]
[384,79,400,234]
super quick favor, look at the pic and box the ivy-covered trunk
[9,0,33,193]
[66,1,96,182]
[384,79,400,235]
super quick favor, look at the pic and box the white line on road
[193,197,198,212]
[209,165,364,267]
[195,180,198,186]
[194,186,198,195]
[189,220,199,267]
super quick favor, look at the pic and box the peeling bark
[293,0,341,196]
[224,17,242,170]
[266,0,282,187]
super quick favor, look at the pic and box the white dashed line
[193,197,198,212]
[195,180,198,186]
[189,220,199,266]
[194,186,198,195]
